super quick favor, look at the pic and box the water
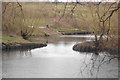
[2,35,118,78]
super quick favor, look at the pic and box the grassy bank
[2,35,47,50]
[2,35,47,44]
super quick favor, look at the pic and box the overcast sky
[3,0,119,2]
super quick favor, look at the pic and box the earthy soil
[2,42,47,51]
[73,41,118,54]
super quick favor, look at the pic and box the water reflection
[78,52,118,78]
[2,35,118,78]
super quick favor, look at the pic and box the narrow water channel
[2,35,118,78]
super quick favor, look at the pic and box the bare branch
[58,2,68,22]
[104,5,120,22]
[2,2,10,14]
[16,1,25,19]
[70,2,78,16]
[101,2,117,21]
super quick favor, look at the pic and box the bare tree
[89,1,120,54]
[2,2,34,40]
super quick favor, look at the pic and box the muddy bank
[2,43,47,51]
[73,41,95,52]
[73,41,118,54]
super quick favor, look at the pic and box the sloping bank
[2,43,47,50]
[73,41,118,54]
[2,35,47,51]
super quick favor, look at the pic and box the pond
[2,35,118,78]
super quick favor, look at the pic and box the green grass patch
[2,36,31,44]
[2,35,46,44]
[2,36,15,43]
[81,13,86,17]
[59,29,81,32]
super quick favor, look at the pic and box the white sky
[2,0,119,2]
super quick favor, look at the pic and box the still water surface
[2,35,118,78]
